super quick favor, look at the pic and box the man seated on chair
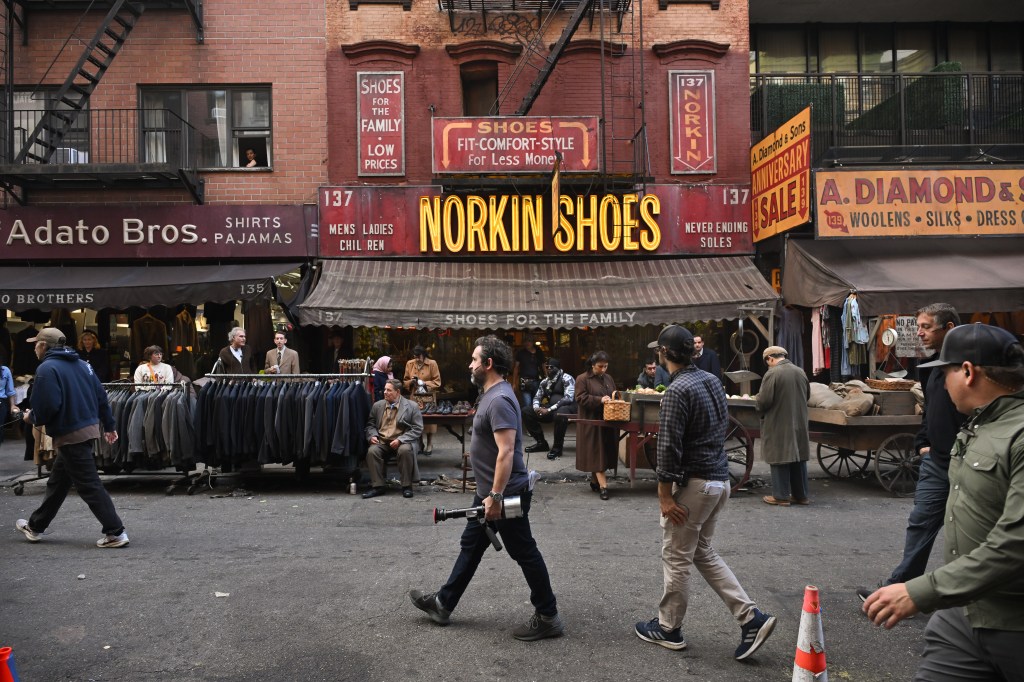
[523,358,577,460]
[363,379,423,499]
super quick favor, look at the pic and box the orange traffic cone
[793,586,827,681]
[0,647,20,682]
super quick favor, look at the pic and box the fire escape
[0,0,205,205]
[438,0,649,191]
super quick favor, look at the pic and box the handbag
[603,390,630,422]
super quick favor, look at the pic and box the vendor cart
[807,407,921,496]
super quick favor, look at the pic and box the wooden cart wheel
[816,443,869,478]
[724,416,754,493]
[874,432,920,497]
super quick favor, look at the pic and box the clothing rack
[194,365,373,482]
[100,380,211,494]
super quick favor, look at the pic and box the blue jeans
[769,461,809,500]
[29,439,125,537]
[519,379,538,409]
[437,491,558,617]
[887,455,948,585]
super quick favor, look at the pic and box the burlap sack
[808,382,844,409]
[836,388,874,416]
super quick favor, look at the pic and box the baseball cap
[27,327,66,345]
[648,325,694,353]
[919,323,1023,368]
[763,345,788,360]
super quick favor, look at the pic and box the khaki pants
[658,478,756,631]
[366,442,415,488]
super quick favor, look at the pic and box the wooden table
[422,412,473,491]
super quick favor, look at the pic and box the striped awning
[298,258,778,329]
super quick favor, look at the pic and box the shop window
[140,86,272,169]
[461,61,498,116]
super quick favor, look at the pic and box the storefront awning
[0,262,303,312]
[298,258,778,329]
[782,238,1024,315]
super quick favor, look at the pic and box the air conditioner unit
[54,147,87,164]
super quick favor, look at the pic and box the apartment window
[12,90,90,162]
[140,86,271,168]
[461,62,498,116]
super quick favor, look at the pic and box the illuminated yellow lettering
[419,196,442,252]
[466,195,487,252]
[554,196,574,252]
[621,194,640,250]
[443,195,466,252]
[639,194,662,250]
[577,196,599,251]
[599,195,621,251]
[522,196,543,251]
[488,195,510,252]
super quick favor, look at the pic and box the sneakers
[735,608,776,660]
[512,611,565,641]
[524,441,550,453]
[96,531,130,548]
[15,519,41,543]
[409,589,451,625]
[634,617,686,650]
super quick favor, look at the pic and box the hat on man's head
[648,325,694,353]
[763,345,788,360]
[919,323,1024,369]
[27,327,66,346]
[546,358,561,368]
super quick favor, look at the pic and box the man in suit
[265,331,300,375]
[363,379,423,499]
[692,335,722,380]
[217,327,258,374]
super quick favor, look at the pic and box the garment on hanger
[131,313,169,364]
[776,306,805,370]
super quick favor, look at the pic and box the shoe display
[96,531,130,548]
[15,519,41,543]
[600,487,610,501]
[362,487,386,499]
[762,495,791,506]
[546,447,562,460]
[735,608,777,660]
[512,611,565,641]
[634,617,686,650]
[525,441,550,453]
[409,589,451,625]
[402,487,414,498]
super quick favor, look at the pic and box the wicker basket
[866,378,916,391]
[603,391,630,421]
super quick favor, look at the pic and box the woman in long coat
[575,350,618,500]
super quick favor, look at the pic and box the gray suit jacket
[365,397,423,452]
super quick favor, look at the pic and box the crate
[629,393,663,425]
[864,389,917,416]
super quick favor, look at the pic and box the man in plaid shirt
[633,325,777,661]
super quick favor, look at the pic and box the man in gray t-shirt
[409,335,563,641]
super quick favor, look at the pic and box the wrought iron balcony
[750,71,1024,166]
[0,108,204,203]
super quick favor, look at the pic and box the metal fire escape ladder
[14,0,143,164]
[514,0,595,115]
[601,0,647,186]
[1,0,23,204]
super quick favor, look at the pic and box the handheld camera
[432,496,523,551]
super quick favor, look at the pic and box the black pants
[437,491,558,617]
[523,404,576,447]
[29,439,125,537]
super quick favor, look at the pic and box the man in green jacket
[863,323,1024,680]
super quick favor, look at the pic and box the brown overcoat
[755,358,811,465]
[574,370,619,472]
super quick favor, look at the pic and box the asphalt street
[1,425,934,681]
